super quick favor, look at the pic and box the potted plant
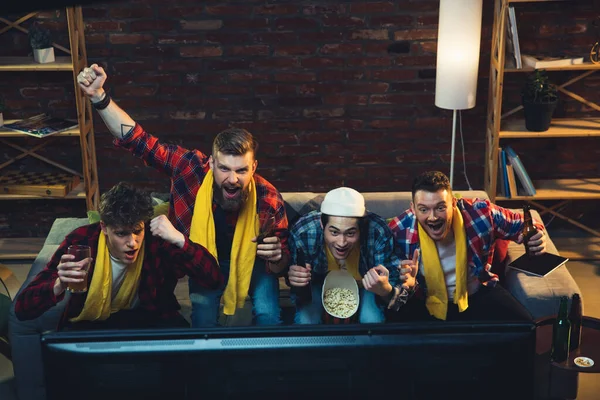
[521,69,558,132]
[29,22,55,64]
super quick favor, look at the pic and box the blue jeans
[189,260,281,327]
[292,282,385,324]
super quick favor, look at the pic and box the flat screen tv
[41,322,535,400]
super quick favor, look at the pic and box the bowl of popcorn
[322,270,360,319]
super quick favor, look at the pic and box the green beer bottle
[551,296,571,363]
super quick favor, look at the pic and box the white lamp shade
[435,0,483,110]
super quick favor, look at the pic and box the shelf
[0,119,80,137]
[499,118,600,138]
[504,63,600,73]
[0,57,73,72]
[497,178,600,200]
[0,182,85,200]
[0,238,45,260]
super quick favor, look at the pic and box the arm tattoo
[120,124,134,139]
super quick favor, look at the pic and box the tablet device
[508,252,568,277]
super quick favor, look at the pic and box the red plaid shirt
[14,223,223,328]
[113,123,289,256]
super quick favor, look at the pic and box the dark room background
[1,0,598,237]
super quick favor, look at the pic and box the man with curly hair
[76,65,289,327]
[15,182,223,330]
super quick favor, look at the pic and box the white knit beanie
[320,187,366,217]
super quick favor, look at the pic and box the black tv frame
[42,321,536,400]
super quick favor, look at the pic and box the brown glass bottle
[569,293,582,351]
[522,204,538,256]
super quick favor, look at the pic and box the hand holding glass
[66,245,91,293]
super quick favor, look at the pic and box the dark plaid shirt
[113,123,289,260]
[14,223,223,327]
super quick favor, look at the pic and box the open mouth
[334,246,349,256]
[427,221,445,234]
[223,186,241,199]
[124,249,138,259]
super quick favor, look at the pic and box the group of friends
[14,64,548,330]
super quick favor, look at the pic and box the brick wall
[1,0,599,237]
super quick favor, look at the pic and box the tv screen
[42,322,535,400]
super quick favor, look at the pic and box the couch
[8,190,582,400]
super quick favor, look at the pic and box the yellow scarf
[326,244,362,281]
[189,169,258,315]
[418,206,468,320]
[70,231,145,322]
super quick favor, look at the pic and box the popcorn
[323,287,358,318]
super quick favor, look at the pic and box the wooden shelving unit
[485,0,600,237]
[0,8,99,209]
[499,118,600,138]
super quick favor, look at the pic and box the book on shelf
[504,146,536,196]
[521,54,585,69]
[497,147,507,197]
[506,163,519,197]
[3,114,78,138]
[506,6,522,69]
[501,148,511,198]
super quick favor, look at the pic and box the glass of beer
[67,245,91,293]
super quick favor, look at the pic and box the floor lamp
[435,0,483,187]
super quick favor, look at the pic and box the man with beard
[288,187,416,324]
[14,182,223,330]
[76,64,289,327]
[387,171,546,322]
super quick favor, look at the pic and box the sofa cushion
[43,218,89,247]
[282,190,490,224]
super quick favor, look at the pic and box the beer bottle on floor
[522,204,538,256]
[551,296,571,363]
[291,248,312,306]
[569,293,582,351]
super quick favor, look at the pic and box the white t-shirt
[436,240,457,300]
[419,239,481,299]
[109,254,139,308]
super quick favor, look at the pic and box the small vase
[33,48,55,64]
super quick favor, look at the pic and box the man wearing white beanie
[288,187,417,324]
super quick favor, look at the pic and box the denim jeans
[292,281,385,324]
[189,259,281,327]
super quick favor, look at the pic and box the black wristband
[91,92,111,110]
[387,287,396,302]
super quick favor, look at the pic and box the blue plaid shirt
[388,198,546,297]
[289,211,400,287]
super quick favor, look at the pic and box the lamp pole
[434,0,483,188]
[450,109,457,187]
